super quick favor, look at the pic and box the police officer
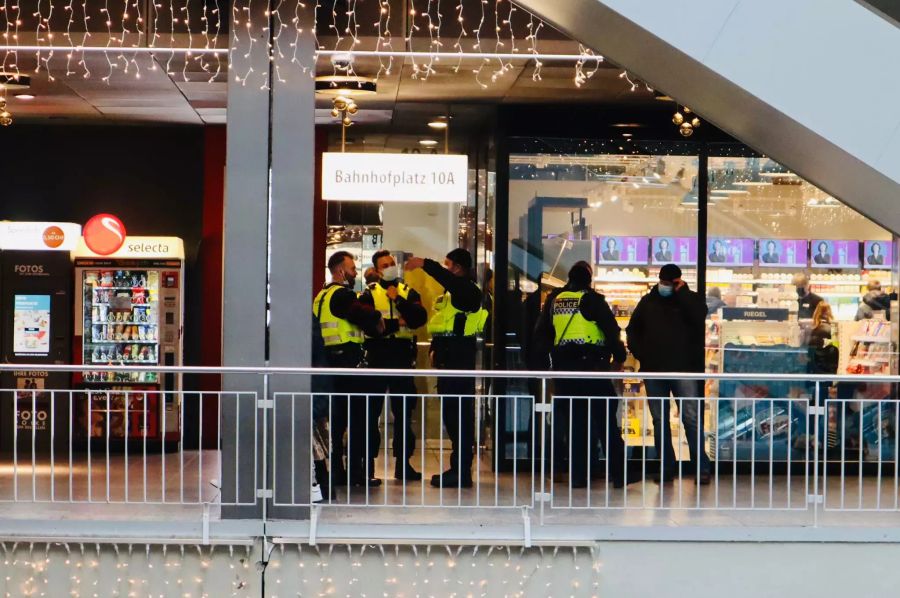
[313,251,384,487]
[405,248,487,489]
[359,250,428,482]
[536,261,627,488]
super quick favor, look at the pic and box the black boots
[394,458,422,482]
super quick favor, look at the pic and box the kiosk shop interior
[0,222,186,453]
[508,143,899,464]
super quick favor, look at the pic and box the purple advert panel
[708,238,754,266]
[758,239,807,268]
[651,237,697,266]
[811,240,860,268]
[596,236,649,265]
[863,240,892,270]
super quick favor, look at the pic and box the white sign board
[72,236,185,260]
[0,221,82,251]
[322,152,468,203]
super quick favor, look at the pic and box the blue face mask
[658,284,674,297]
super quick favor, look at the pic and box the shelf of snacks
[842,319,893,375]
[81,269,161,385]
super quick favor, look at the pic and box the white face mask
[381,265,400,282]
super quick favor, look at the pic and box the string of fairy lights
[0,541,601,596]
[0,0,634,91]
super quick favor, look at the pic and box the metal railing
[0,364,898,534]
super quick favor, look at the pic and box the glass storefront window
[506,138,700,455]
[506,138,699,371]
[505,138,899,466]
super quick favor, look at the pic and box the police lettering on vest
[552,290,605,346]
[427,288,488,337]
[313,285,364,346]
[368,282,414,339]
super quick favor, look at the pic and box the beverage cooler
[0,222,80,453]
[72,237,184,447]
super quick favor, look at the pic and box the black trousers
[325,344,372,477]
[433,337,477,476]
[552,345,625,484]
[366,340,419,461]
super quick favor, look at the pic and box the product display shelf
[712,317,809,462]
[842,318,893,375]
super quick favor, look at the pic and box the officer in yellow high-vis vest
[359,250,428,482]
[535,261,628,489]
[405,248,487,489]
[313,251,384,488]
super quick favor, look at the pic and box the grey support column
[220,0,271,519]
[268,31,316,518]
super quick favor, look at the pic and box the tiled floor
[0,448,897,529]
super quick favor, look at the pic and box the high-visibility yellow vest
[427,287,488,337]
[368,281,416,340]
[551,290,605,346]
[313,284,363,346]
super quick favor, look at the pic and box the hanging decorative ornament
[332,95,359,151]
[0,99,12,126]
[674,105,700,137]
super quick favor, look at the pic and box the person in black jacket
[855,280,892,321]
[534,261,628,488]
[359,250,429,482]
[793,272,824,319]
[314,251,384,487]
[626,264,711,484]
[405,248,483,488]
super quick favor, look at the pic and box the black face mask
[796,286,806,298]
[345,275,356,288]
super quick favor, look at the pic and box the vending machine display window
[81,269,160,383]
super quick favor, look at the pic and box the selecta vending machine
[72,234,184,448]
[0,221,80,453]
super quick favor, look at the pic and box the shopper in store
[313,251,385,488]
[626,264,711,485]
[705,286,727,315]
[855,280,891,321]
[793,272,824,319]
[359,250,428,482]
[405,248,486,489]
[534,260,628,488]
[808,302,838,374]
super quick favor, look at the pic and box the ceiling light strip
[0,46,598,61]
[0,45,229,54]
[316,49,602,62]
